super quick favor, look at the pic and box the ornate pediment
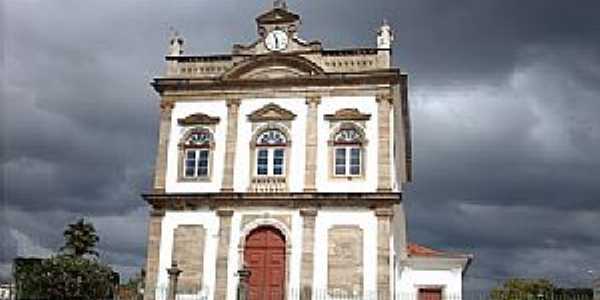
[256,7,300,25]
[248,103,296,122]
[178,113,220,126]
[324,108,371,121]
[223,55,324,80]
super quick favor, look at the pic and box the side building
[143,3,472,300]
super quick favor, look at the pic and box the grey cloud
[2,0,599,286]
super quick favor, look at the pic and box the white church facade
[143,3,472,300]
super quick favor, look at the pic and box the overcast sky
[1,0,599,289]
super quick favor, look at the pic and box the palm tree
[61,218,100,257]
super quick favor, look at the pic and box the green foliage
[61,218,100,257]
[491,278,555,300]
[13,219,115,300]
[15,255,115,300]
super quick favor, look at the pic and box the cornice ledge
[178,113,221,126]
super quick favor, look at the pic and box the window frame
[254,146,286,177]
[328,123,367,180]
[333,146,362,177]
[184,148,210,179]
[178,127,215,182]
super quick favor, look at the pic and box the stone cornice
[152,70,403,94]
[178,113,220,126]
[247,103,297,122]
[324,108,371,121]
[142,192,401,211]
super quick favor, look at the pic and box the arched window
[255,129,288,176]
[332,126,364,177]
[180,128,214,179]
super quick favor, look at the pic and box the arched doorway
[244,226,286,300]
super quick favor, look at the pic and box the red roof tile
[407,243,471,259]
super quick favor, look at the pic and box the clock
[265,30,289,51]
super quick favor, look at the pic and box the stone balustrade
[249,176,288,193]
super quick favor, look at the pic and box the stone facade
[143,210,164,300]
[141,3,470,300]
[172,225,205,293]
[327,225,363,297]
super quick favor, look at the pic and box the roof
[408,243,472,259]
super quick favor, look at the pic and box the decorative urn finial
[168,27,184,56]
[377,19,394,49]
[273,0,287,9]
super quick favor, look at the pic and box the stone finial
[274,0,287,9]
[168,27,184,56]
[377,19,394,49]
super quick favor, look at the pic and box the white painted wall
[313,209,379,299]
[165,100,228,193]
[156,210,220,300]
[316,96,381,193]
[164,96,401,193]
[234,98,307,192]
[155,209,465,300]
[396,266,464,298]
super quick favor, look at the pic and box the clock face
[265,30,289,51]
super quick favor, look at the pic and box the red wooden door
[419,288,442,300]
[245,226,286,300]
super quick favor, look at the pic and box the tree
[491,278,555,300]
[61,218,100,257]
[14,219,116,300]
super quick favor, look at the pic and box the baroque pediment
[178,113,220,126]
[248,103,296,122]
[223,55,324,80]
[324,108,371,121]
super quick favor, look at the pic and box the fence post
[237,265,251,300]
[167,261,182,300]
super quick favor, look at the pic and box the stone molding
[143,192,401,211]
[324,108,371,121]
[152,70,403,94]
[376,207,392,300]
[177,113,220,126]
[172,225,205,293]
[216,209,234,217]
[223,55,325,80]
[237,217,293,299]
[299,208,318,217]
[152,101,174,192]
[299,208,317,298]
[177,126,216,183]
[221,99,240,191]
[303,96,320,192]
[328,225,363,296]
[143,211,164,300]
[374,207,394,218]
[247,102,297,122]
[376,93,393,192]
[214,210,233,299]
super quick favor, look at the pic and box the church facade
[143,3,471,300]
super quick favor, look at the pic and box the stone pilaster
[153,101,174,192]
[375,208,393,300]
[376,94,393,192]
[221,99,241,192]
[214,209,234,299]
[143,209,165,300]
[303,96,321,192]
[299,209,318,299]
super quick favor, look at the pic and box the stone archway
[244,226,286,300]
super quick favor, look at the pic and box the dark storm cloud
[2,0,599,286]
